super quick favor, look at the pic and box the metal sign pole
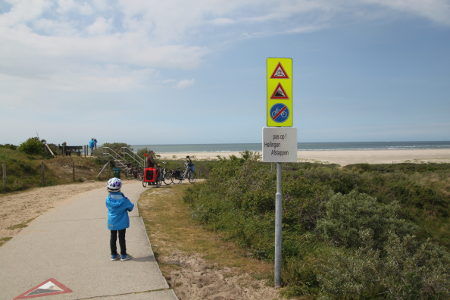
[275,162,282,287]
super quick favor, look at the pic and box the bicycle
[170,162,195,184]
[169,168,183,184]
[159,162,172,185]
[184,162,196,183]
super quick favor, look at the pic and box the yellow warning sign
[267,58,293,127]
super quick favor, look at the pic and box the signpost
[263,57,297,288]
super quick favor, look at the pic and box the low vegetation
[139,184,279,299]
[0,139,104,193]
[184,153,450,298]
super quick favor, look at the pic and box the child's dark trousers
[110,229,127,255]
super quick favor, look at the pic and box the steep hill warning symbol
[270,63,289,79]
[271,83,289,99]
[14,278,72,299]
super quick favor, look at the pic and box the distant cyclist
[145,151,156,168]
[144,151,162,183]
[185,155,195,173]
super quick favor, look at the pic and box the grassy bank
[0,147,104,193]
[183,155,450,298]
[139,184,273,277]
[138,184,280,299]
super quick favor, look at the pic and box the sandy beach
[158,149,450,166]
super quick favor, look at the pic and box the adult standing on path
[0,181,177,299]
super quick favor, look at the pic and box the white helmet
[107,177,122,192]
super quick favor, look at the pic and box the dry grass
[0,237,12,247]
[138,184,273,279]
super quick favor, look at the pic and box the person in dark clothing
[186,155,194,172]
[145,151,156,168]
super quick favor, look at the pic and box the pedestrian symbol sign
[14,278,72,299]
[267,58,293,127]
[270,103,289,123]
[270,63,289,79]
[271,83,289,99]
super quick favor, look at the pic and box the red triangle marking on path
[270,63,289,79]
[14,278,72,299]
[270,83,289,99]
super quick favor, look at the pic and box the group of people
[88,138,98,155]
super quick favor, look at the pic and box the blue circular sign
[270,103,289,123]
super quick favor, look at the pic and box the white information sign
[262,127,298,162]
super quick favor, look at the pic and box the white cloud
[86,17,112,35]
[175,79,195,89]
[56,0,93,15]
[210,18,235,25]
[0,0,449,98]
[363,0,450,26]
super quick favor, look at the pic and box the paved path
[0,181,177,300]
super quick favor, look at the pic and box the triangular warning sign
[270,63,289,79]
[270,83,289,99]
[14,278,72,299]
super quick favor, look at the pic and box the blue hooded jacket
[106,192,134,230]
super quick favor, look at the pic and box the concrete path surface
[0,181,177,300]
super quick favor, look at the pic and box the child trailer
[142,167,161,187]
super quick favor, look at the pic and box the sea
[132,141,450,153]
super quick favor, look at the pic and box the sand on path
[0,181,112,242]
[159,148,450,166]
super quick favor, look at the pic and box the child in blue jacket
[106,178,134,261]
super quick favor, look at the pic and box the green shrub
[0,147,58,192]
[317,233,449,298]
[183,157,450,297]
[317,191,416,249]
[136,147,151,158]
[18,137,45,155]
[0,144,17,150]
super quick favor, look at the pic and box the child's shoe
[120,254,132,261]
[111,254,120,261]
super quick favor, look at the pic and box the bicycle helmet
[107,177,122,192]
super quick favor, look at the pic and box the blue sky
[1,0,449,145]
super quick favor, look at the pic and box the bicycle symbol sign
[270,103,289,123]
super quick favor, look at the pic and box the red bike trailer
[142,167,160,187]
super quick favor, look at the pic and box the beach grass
[183,155,450,298]
[0,146,104,193]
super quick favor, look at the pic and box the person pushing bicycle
[185,156,195,173]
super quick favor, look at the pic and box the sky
[1,0,449,145]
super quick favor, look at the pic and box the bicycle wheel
[188,171,195,183]
[155,179,161,188]
[163,170,172,185]
[170,170,176,184]
[175,171,184,183]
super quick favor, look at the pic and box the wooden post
[2,163,6,191]
[97,161,110,179]
[40,161,45,186]
[72,160,75,182]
